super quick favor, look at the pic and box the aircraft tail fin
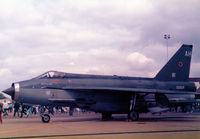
[154,44,193,81]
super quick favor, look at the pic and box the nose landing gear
[41,114,51,123]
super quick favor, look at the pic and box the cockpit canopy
[36,71,67,79]
[35,70,127,80]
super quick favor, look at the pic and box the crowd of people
[0,101,89,122]
[2,102,42,118]
[0,101,199,124]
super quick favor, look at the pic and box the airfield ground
[0,112,200,139]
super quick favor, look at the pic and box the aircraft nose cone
[3,87,15,99]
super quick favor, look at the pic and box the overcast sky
[0,0,200,91]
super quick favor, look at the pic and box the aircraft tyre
[41,114,50,123]
[102,113,113,120]
[129,111,139,121]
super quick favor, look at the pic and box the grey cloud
[0,0,199,91]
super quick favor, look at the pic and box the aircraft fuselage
[8,72,197,114]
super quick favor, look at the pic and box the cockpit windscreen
[36,71,67,79]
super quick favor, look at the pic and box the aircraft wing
[48,98,78,106]
[48,98,96,105]
[44,86,199,95]
[48,98,76,103]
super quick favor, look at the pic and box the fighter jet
[3,44,200,123]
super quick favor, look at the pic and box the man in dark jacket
[13,102,20,117]
[20,103,27,118]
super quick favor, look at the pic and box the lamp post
[164,34,171,61]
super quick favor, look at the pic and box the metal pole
[167,38,168,61]
[164,34,171,61]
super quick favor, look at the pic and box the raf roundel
[175,61,185,68]
[178,61,183,67]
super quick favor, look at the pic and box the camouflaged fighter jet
[3,44,200,123]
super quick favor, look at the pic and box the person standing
[47,106,54,115]
[13,102,20,117]
[20,104,27,118]
[9,103,14,113]
[32,105,37,115]
[69,107,74,116]
[26,106,32,117]
[0,103,3,124]
[3,101,9,117]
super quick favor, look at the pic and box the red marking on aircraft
[52,80,60,84]
[175,62,186,67]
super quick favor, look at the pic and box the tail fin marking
[154,44,193,81]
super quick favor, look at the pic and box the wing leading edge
[44,86,199,95]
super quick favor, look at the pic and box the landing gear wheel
[129,111,139,121]
[102,113,113,120]
[41,114,50,123]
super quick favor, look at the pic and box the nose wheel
[41,114,50,123]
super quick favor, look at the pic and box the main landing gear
[101,113,113,120]
[128,94,139,121]
[128,111,139,121]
